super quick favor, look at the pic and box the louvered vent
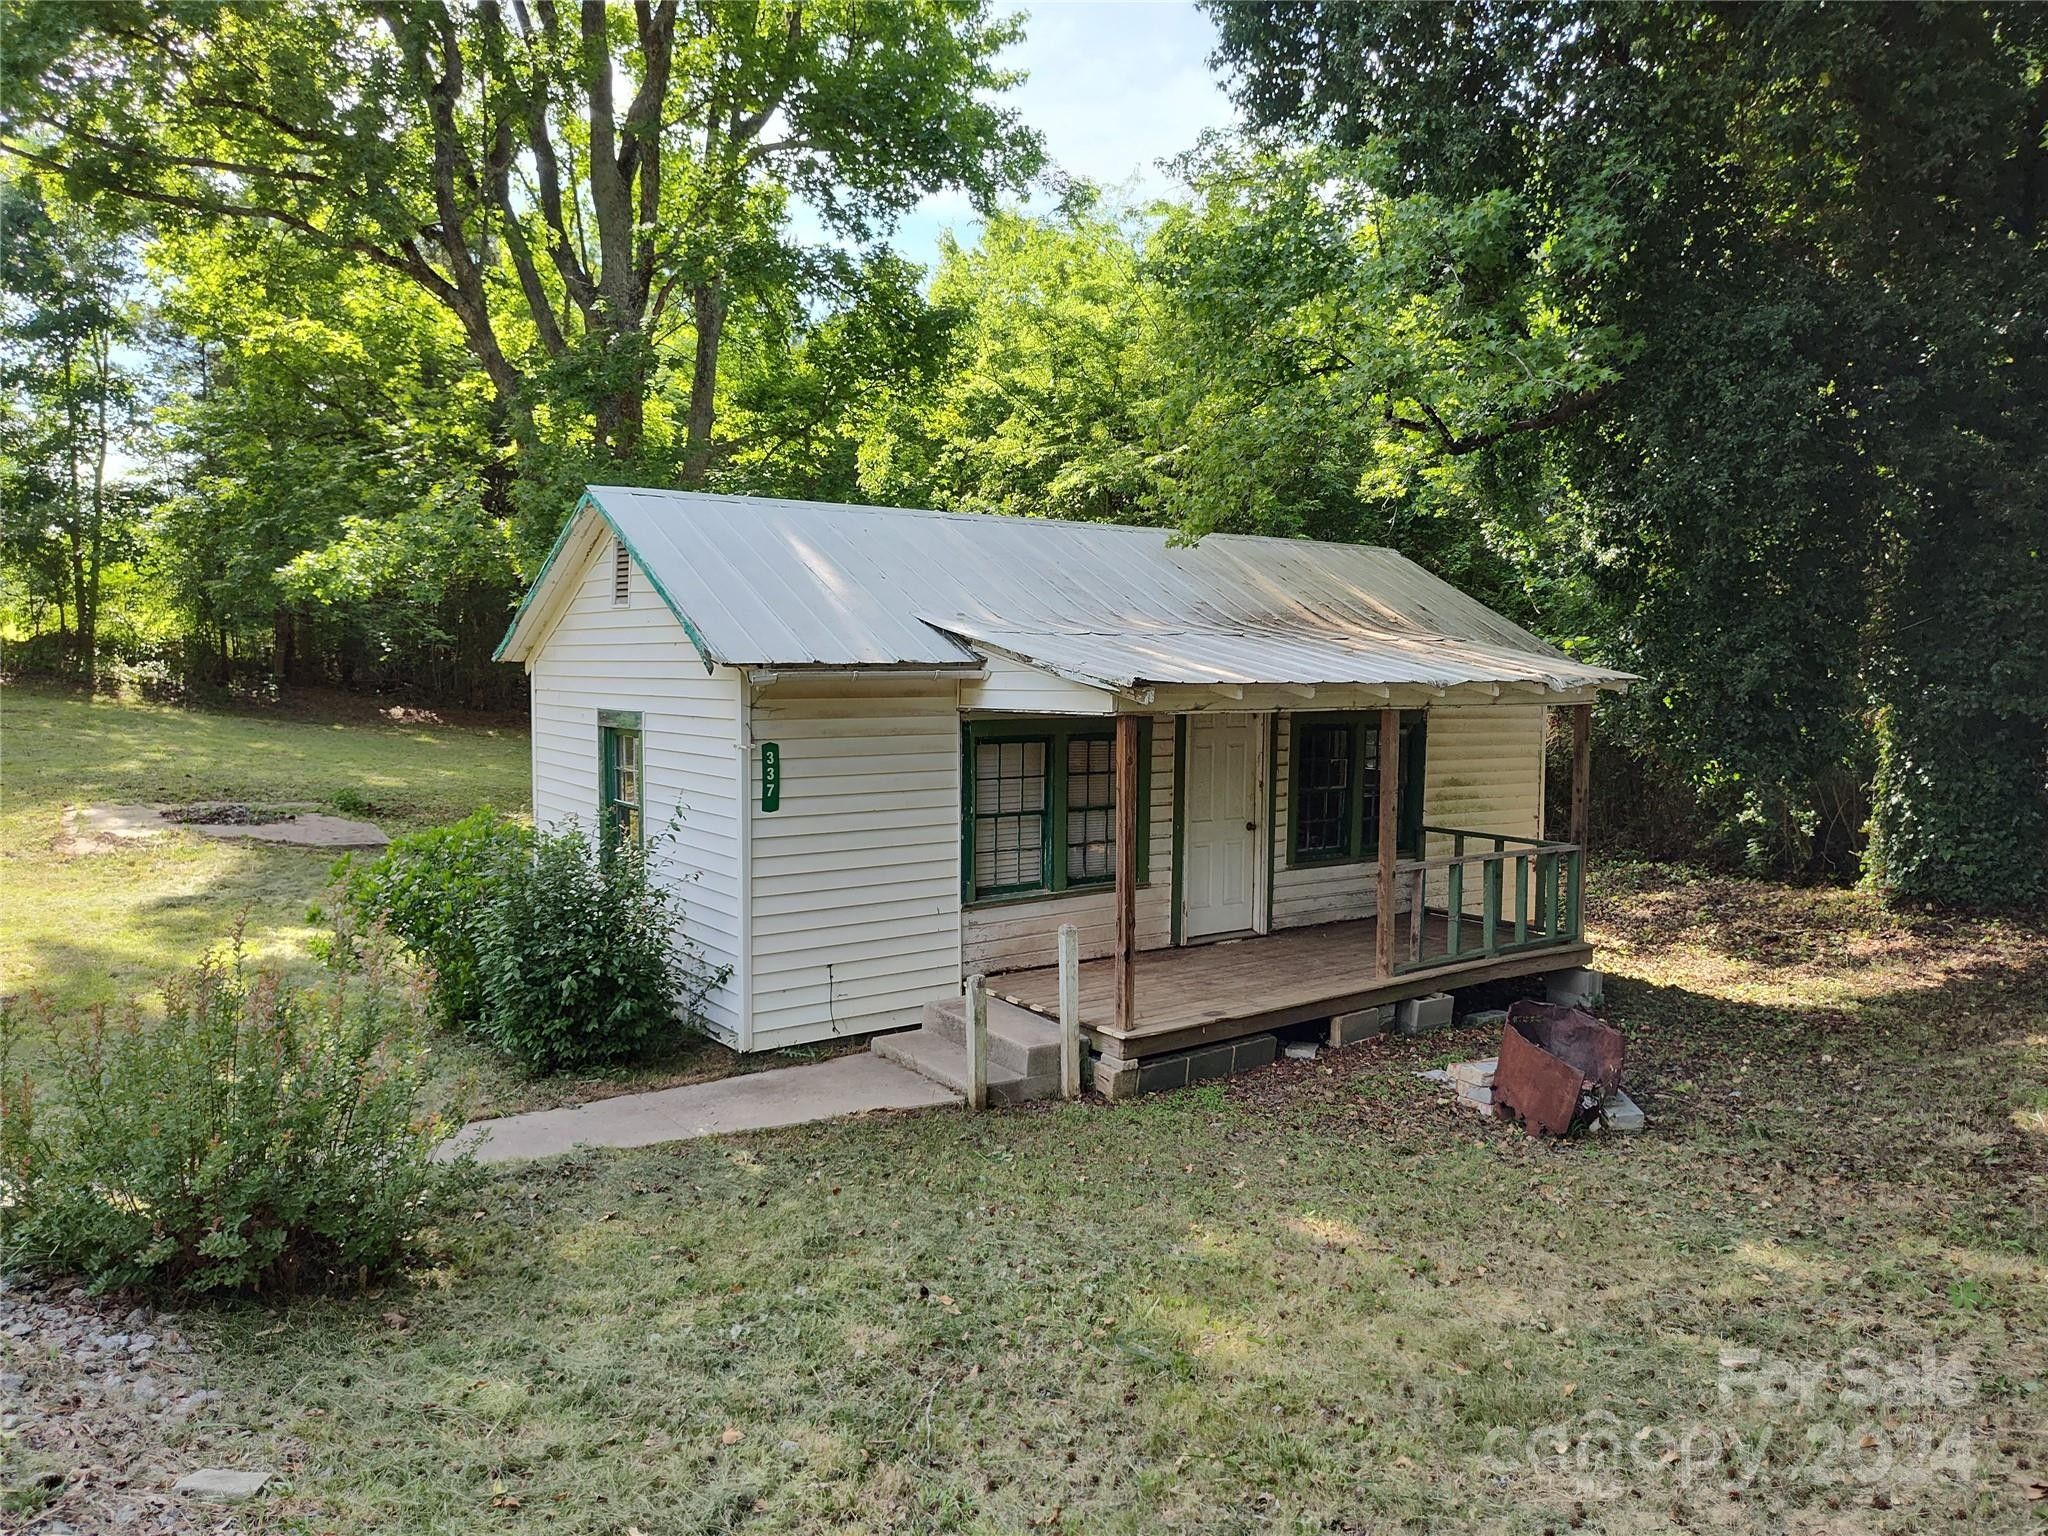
[612,537,630,604]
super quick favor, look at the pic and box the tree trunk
[681,281,727,484]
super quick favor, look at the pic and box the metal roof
[496,488,1635,694]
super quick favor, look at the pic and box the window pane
[974,739,1047,893]
[1359,722,1382,852]
[1293,723,1352,859]
[1064,734,1117,882]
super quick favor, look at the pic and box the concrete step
[920,995,1062,1078]
[872,1025,1061,1106]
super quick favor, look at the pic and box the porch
[988,831,1591,1060]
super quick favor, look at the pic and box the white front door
[1181,712,1263,940]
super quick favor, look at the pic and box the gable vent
[612,537,630,604]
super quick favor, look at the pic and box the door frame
[1172,709,1270,946]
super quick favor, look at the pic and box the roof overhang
[494,493,722,671]
[920,615,1637,698]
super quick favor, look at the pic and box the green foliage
[0,954,471,1296]
[0,176,155,684]
[340,809,533,1029]
[1208,2,2048,899]
[473,823,731,1074]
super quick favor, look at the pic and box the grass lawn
[0,684,792,1116]
[141,868,2044,1534]
[6,687,2046,1531]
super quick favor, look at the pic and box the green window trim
[1284,711,1426,867]
[599,710,644,855]
[961,718,1152,906]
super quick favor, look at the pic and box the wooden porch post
[1568,702,1592,849]
[1374,706,1400,977]
[1114,712,1140,1034]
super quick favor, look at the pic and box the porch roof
[924,615,1631,695]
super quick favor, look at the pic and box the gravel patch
[0,1275,291,1533]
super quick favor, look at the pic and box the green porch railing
[1390,825,1584,975]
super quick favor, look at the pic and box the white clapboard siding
[1269,704,1547,929]
[961,717,1174,975]
[527,535,745,1042]
[960,650,1116,716]
[746,682,962,1049]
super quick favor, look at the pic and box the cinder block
[1185,1043,1236,1083]
[1395,992,1455,1035]
[1455,1085,1495,1108]
[1232,1034,1278,1071]
[1546,967,1605,1008]
[1282,1041,1320,1062]
[1329,1005,1394,1048]
[1093,1055,1140,1100]
[1138,1056,1190,1095]
[1594,1088,1645,1133]
[1462,1007,1510,1030]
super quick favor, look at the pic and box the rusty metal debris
[1493,1000,1625,1136]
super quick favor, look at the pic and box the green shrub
[473,822,729,1073]
[0,955,473,1297]
[339,807,531,1027]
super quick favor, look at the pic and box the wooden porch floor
[986,916,1592,1061]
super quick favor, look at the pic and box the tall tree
[1209,2,2048,902]
[0,178,147,686]
[1,0,1041,510]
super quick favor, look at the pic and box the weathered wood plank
[1113,713,1140,1034]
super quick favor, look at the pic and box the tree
[1208,2,2048,902]
[0,178,149,686]
[858,190,1173,523]
[1,0,1042,514]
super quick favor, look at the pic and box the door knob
[1244,820,1256,831]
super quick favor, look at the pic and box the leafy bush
[472,822,728,1073]
[339,807,531,1026]
[0,955,472,1296]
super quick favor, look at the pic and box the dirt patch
[158,804,297,827]
[64,804,388,853]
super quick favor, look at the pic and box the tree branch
[1386,381,1612,455]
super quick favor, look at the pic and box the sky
[884,1,1240,265]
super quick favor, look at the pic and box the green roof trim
[493,490,718,673]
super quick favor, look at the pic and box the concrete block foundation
[1329,1005,1394,1048]
[1395,992,1455,1035]
[1094,1032,1279,1100]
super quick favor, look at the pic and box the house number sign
[760,741,781,813]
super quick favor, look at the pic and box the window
[600,713,643,852]
[612,537,631,605]
[963,722,1149,901]
[1288,712,1425,864]
[1065,735,1116,883]
[972,738,1047,896]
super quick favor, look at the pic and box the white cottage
[495,488,1633,1099]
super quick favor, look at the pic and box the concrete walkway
[441,1052,960,1164]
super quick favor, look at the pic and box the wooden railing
[1390,825,1584,974]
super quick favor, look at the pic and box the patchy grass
[0,685,792,1117]
[140,865,2047,1534]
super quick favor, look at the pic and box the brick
[1328,1005,1394,1048]
[1447,1057,1498,1088]
[1395,992,1454,1035]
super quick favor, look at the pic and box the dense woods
[2,1,2043,905]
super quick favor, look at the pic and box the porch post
[1568,702,1592,849]
[1113,712,1140,1034]
[1374,706,1400,977]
